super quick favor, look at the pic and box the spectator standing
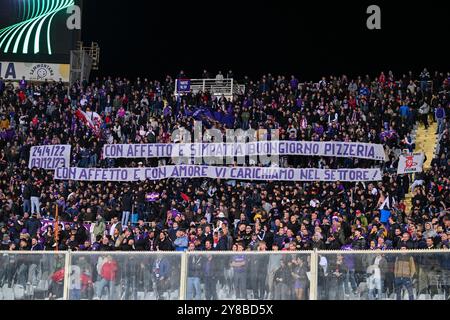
[230,242,247,299]
[152,256,170,299]
[291,254,309,300]
[435,104,446,134]
[109,217,122,237]
[25,213,41,237]
[394,246,416,300]
[203,253,218,300]
[366,251,388,299]
[419,99,430,129]
[121,187,133,227]
[215,71,224,85]
[22,180,32,214]
[30,181,41,216]
[273,258,291,299]
[420,68,430,92]
[249,241,269,299]
[95,255,118,299]
[186,243,202,299]
[93,215,106,242]
[328,254,347,300]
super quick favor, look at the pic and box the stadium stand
[0,70,449,300]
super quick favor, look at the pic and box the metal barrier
[67,252,183,300]
[174,78,245,99]
[0,249,448,300]
[315,249,450,300]
[0,251,67,300]
[184,251,313,300]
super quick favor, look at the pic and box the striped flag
[180,192,191,202]
[75,109,102,136]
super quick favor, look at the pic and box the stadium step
[404,121,438,213]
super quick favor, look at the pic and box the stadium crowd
[0,69,449,255]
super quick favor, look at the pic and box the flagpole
[54,203,59,252]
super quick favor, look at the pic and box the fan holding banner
[397,153,425,175]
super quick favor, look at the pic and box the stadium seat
[36,279,49,292]
[145,292,156,300]
[2,287,14,300]
[101,292,109,300]
[357,282,367,295]
[13,285,25,300]
[136,291,145,300]
[403,290,416,300]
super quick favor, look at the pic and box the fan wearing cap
[353,210,368,229]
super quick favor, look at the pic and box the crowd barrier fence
[0,249,448,300]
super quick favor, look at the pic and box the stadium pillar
[63,251,72,300]
[179,252,188,300]
[309,250,318,300]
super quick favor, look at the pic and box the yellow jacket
[394,256,416,278]
[0,119,10,130]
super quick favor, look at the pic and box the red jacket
[101,261,118,281]
[18,91,26,103]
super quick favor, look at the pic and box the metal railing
[0,249,448,300]
[435,129,446,157]
[175,78,245,99]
